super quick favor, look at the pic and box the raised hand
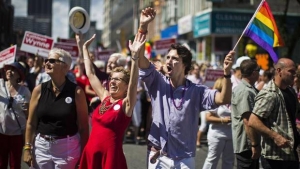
[83,34,95,57]
[223,50,234,75]
[140,7,156,26]
[129,33,147,56]
[75,31,83,44]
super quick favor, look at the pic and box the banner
[54,42,79,58]
[154,38,176,55]
[20,31,54,57]
[57,38,76,44]
[94,50,115,62]
[203,68,224,88]
[0,45,17,68]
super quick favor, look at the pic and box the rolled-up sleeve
[252,91,275,118]
[202,86,218,110]
[237,90,256,116]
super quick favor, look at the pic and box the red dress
[79,97,131,169]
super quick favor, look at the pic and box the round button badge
[113,104,121,111]
[65,97,73,104]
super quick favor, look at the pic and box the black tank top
[36,78,78,136]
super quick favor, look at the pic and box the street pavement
[20,143,228,169]
[123,143,225,169]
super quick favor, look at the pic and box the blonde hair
[49,48,72,69]
[213,77,223,92]
[111,66,130,84]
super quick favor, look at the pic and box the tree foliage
[279,0,300,58]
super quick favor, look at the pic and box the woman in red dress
[79,31,147,169]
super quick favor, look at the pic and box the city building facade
[27,0,52,36]
[101,0,300,65]
[0,0,14,50]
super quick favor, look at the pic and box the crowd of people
[1,6,300,169]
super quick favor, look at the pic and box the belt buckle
[44,135,55,142]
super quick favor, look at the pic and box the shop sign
[211,11,252,34]
[193,13,211,38]
[178,15,193,35]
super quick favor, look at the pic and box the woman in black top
[23,48,89,169]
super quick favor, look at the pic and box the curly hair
[168,43,192,75]
[111,66,130,84]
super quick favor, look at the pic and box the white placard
[20,31,54,57]
[0,45,17,68]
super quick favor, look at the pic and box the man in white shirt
[231,56,251,90]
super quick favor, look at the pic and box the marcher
[256,68,274,91]
[78,31,146,169]
[294,69,300,163]
[231,56,250,90]
[231,59,261,169]
[23,48,89,169]
[249,58,300,169]
[187,62,202,85]
[0,62,31,169]
[187,62,205,147]
[197,111,209,148]
[202,77,233,169]
[138,7,233,169]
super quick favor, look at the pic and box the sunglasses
[7,97,13,109]
[44,58,65,64]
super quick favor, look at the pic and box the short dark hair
[263,68,275,80]
[240,60,259,77]
[168,43,192,75]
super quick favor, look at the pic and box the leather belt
[39,134,75,141]
[148,146,167,164]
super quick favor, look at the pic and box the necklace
[52,81,66,93]
[99,97,118,114]
[169,79,187,110]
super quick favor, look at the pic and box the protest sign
[21,31,54,57]
[0,45,17,68]
[154,38,176,55]
[94,50,115,62]
[54,42,79,58]
[203,68,224,88]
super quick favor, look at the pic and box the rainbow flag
[245,0,284,63]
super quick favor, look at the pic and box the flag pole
[232,0,265,51]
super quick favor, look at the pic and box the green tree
[279,0,300,58]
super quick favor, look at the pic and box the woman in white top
[0,62,31,169]
[202,77,233,169]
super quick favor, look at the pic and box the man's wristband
[251,144,259,147]
[138,28,148,34]
[224,74,231,78]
